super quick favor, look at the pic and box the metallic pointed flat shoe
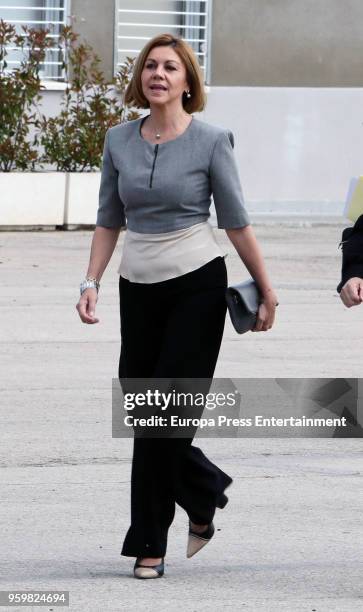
[187,520,215,558]
[133,557,164,579]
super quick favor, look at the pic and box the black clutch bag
[225,279,261,334]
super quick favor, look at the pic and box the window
[0,0,69,81]
[115,0,211,84]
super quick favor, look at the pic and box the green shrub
[39,25,140,172]
[0,20,140,172]
[0,19,54,171]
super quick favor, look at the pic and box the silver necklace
[147,115,189,140]
[145,119,161,140]
[147,90,192,139]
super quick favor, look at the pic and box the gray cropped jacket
[96,114,250,233]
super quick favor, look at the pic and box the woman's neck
[146,106,190,132]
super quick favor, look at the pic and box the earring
[186,90,191,98]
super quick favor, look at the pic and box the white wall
[202,87,363,214]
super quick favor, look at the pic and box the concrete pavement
[0,221,362,611]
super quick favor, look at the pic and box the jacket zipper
[149,144,159,188]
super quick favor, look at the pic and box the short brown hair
[124,33,206,114]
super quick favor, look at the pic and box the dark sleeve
[209,130,250,229]
[337,218,363,292]
[96,129,126,228]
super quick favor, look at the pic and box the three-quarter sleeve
[96,129,126,228]
[209,129,250,229]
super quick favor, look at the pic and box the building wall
[211,0,363,87]
[113,0,180,74]
[11,0,361,211]
[70,0,180,82]
[70,0,115,82]
[71,0,363,87]
[203,87,362,212]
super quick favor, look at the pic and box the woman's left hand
[252,292,278,332]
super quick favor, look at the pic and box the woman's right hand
[76,288,99,324]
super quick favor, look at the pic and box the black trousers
[118,256,233,558]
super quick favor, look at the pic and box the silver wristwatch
[80,277,100,295]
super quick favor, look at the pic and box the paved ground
[0,221,362,611]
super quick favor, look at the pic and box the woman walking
[76,33,278,579]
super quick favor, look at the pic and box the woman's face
[141,45,189,108]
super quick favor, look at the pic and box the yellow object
[344,176,363,222]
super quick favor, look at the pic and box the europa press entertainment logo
[111,378,363,439]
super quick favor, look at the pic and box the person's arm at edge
[337,218,363,307]
[339,275,363,308]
